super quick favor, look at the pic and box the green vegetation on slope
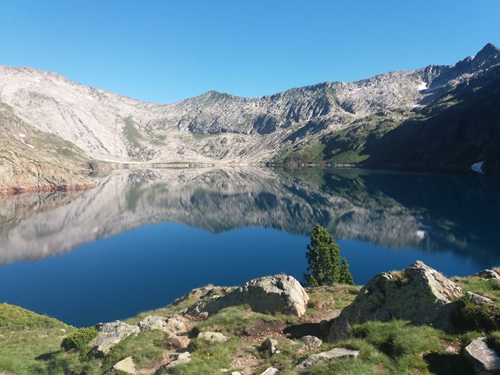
[4,276,500,374]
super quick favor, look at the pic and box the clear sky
[1,1,499,104]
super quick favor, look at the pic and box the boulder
[300,335,323,349]
[112,356,136,374]
[464,337,500,375]
[138,315,186,336]
[328,261,463,342]
[295,347,360,371]
[197,331,229,343]
[164,349,191,368]
[467,292,496,306]
[165,335,191,349]
[187,274,309,317]
[89,321,140,355]
[471,269,500,280]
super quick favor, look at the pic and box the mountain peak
[479,42,500,54]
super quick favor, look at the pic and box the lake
[0,167,499,327]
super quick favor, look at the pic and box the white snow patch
[416,230,426,240]
[418,82,428,91]
[471,161,484,174]
[19,133,26,138]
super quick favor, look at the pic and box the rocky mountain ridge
[0,43,498,186]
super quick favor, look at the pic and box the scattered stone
[328,261,463,342]
[89,321,140,356]
[464,337,500,375]
[262,338,279,355]
[231,372,242,375]
[198,331,229,343]
[296,347,360,371]
[467,292,496,305]
[112,356,136,374]
[188,274,309,317]
[165,335,191,349]
[138,315,186,335]
[260,367,279,375]
[471,269,500,280]
[300,335,323,349]
[164,350,191,368]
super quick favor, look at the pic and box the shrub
[61,327,98,352]
[451,298,500,332]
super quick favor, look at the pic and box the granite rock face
[328,261,463,342]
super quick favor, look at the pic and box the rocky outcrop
[187,274,309,317]
[89,321,140,356]
[138,315,186,336]
[295,347,360,371]
[464,337,500,375]
[328,261,463,342]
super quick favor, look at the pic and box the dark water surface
[0,167,498,327]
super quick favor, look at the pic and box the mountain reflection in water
[0,167,499,326]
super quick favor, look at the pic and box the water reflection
[1,167,499,266]
[1,167,499,326]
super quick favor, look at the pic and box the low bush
[61,327,98,352]
[451,298,500,332]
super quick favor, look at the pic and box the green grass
[122,116,142,147]
[0,304,75,375]
[165,338,244,375]
[453,276,500,302]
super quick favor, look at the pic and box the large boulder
[187,274,309,317]
[464,337,500,375]
[89,321,140,355]
[328,261,463,342]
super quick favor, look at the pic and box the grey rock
[112,356,136,374]
[464,337,500,375]
[467,292,495,306]
[300,335,323,349]
[165,349,191,368]
[188,274,309,317]
[296,347,360,371]
[89,321,140,356]
[138,315,186,336]
[260,368,280,375]
[328,261,463,342]
[197,332,229,343]
[472,270,500,280]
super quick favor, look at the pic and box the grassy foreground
[1,276,500,374]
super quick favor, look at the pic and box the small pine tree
[303,223,343,286]
[339,258,355,285]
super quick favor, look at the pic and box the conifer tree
[339,257,355,285]
[303,223,342,286]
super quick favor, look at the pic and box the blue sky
[1,1,499,104]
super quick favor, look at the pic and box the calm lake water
[0,167,499,327]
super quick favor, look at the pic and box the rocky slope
[0,44,498,185]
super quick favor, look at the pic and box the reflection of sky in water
[0,222,489,327]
